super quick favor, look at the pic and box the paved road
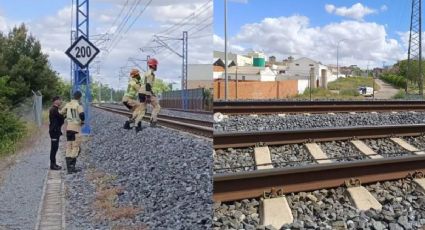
[0,127,62,230]
[373,78,399,99]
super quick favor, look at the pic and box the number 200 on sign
[75,46,92,58]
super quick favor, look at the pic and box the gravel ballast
[214,112,425,132]
[405,136,425,151]
[270,144,316,168]
[65,108,212,229]
[214,148,255,174]
[319,141,368,162]
[213,180,425,229]
[364,138,413,158]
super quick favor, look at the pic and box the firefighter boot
[66,157,74,174]
[150,120,157,128]
[123,120,131,130]
[70,158,81,173]
[135,122,142,133]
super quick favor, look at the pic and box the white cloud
[325,3,376,21]
[0,16,7,32]
[380,5,388,12]
[228,15,406,68]
[325,4,336,14]
[1,0,212,89]
[213,34,245,54]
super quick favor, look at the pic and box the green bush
[392,90,407,99]
[0,109,26,155]
[381,74,407,89]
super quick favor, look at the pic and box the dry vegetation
[86,169,143,226]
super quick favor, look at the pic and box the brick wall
[214,80,298,100]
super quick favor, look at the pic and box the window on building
[242,76,246,81]
[309,64,314,67]
[295,64,300,66]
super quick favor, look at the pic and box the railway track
[214,100,425,114]
[93,104,213,138]
[213,124,425,202]
[214,124,425,148]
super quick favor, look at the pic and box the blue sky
[214,0,410,38]
[0,0,212,89]
[213,0,413,68]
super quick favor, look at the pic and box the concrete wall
[214,80,299,100]
[188,80,213,89]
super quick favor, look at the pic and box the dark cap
[73,91,82,100]
[52,96,61,102]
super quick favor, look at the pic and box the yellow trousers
[122,96,143,124]
[66,131,81,158]
[139,95,161,122]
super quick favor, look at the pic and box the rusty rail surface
[214,124,425,149]
[213,100,425,114]
[93,104,213,138]
[214,155,425,202]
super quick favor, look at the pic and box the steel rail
[93,105,213,137]
[214,124,425,149]
[95,104,213,127]
[214,155,425,202]
[213,100,425,114]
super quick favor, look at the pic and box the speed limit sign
[65,36,100,68]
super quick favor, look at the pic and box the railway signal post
[65,0,100,134]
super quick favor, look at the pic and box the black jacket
[49,105,64,138]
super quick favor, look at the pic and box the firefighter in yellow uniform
[138,58,161,127]
[60,91,85,174]
[122,69,144,132]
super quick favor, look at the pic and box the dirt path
[0,126,64,229]
[373,79,399,99]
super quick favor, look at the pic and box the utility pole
[336,39,346,79]
[110,88,113,102]
[224,0,228,100]
[407,0,423,96]
[99,82,102,102]
[148,32,188,109]
[71,0,92,134]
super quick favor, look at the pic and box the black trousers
[50,136,60,165]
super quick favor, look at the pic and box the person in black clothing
[49,96,65,170]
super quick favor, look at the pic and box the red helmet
[147,58,158,70]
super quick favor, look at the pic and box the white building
[214,51,253,66]
[214,66,277,82]
[281,57,331,88]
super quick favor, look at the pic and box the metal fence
[32,91,43,127]
[160,88,212,111]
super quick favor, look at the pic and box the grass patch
[295,87,362,100]
[86,170,142,223]
[328,76,380,91]
[392,90,407,99]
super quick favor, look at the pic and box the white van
[358,87,374,96]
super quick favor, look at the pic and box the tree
[0,24,61,106]
[394,59,425,89]
[153,78,171,95]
